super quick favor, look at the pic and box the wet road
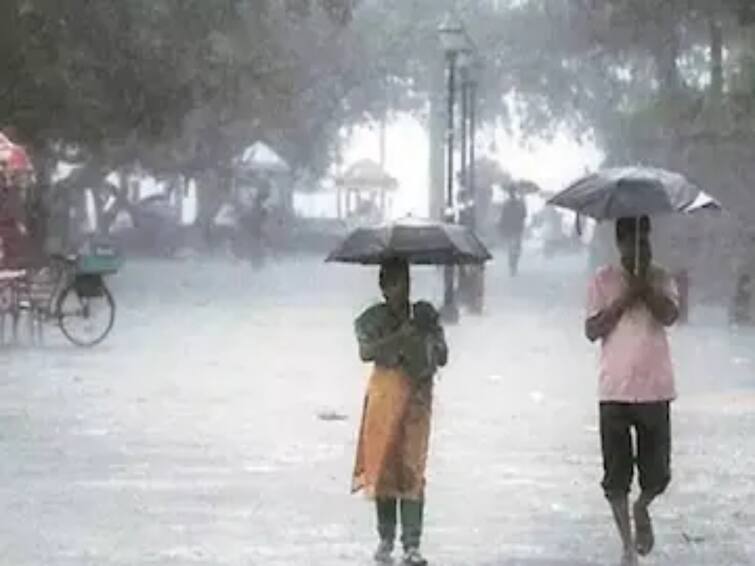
[1,253,754,565]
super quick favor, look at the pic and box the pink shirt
[587,264,678,403]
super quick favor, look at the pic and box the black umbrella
[548,166,700,220]
[326,217,492,265]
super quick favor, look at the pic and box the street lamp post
[467,56,485,314]
[438,13,466,324]
[467,57,482,231]
[459,50,471,204]
[457,50,474,312]
[446,51,457,222]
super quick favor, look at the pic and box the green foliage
[2,0,755,187]
[0,0,360,176]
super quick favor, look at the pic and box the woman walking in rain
[351,259,448,566]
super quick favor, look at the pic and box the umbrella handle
[634,217,639,277]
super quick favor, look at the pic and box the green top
[354,300,448,382]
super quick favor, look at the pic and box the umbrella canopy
[684,191,723,214]
[0,133,35,191]
[0,133,33,173]
[548,166,700,220]
[472,157,511,189]
[326,216,492,265]
[510,179,541,195]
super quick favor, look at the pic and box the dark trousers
[600,401,671,501]
[376,497,424,550]
[458,265,485,313]
[506,237,522,276]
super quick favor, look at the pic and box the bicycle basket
[74,274,104,298]
[77,243,122,275]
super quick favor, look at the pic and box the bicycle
[13,243,119,347]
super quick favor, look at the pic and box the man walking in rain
[351,259,448,566]
[239,184,270,268]
[585,217,679,566]
[498,186,527,276]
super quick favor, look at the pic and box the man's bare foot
[620,548,638,566]
[633,500,655,556]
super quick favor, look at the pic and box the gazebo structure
[233,141,293,214]
[236,141,290,175]
[335,159,398,223]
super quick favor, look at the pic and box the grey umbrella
[684,191,723,214]
[549,167,703,275]
[326,217,492,265]
[548,166,700,220]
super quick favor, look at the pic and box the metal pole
[468,76,484,315]
[457,67,470,311]
[379,109,387,170]
[469,78,477,231]
[460,69,468,203]
[429,59,446,221]
[445,52,457,217]
[442,51,459,323]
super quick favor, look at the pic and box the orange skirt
[351,366,432,501]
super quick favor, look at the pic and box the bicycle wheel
[57,280,116,347]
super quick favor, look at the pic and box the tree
[4,0,755,245]
[1,0,364,242]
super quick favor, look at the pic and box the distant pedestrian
[239,185,270,268]
[498,187,527,276]
[731,234,755,325]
